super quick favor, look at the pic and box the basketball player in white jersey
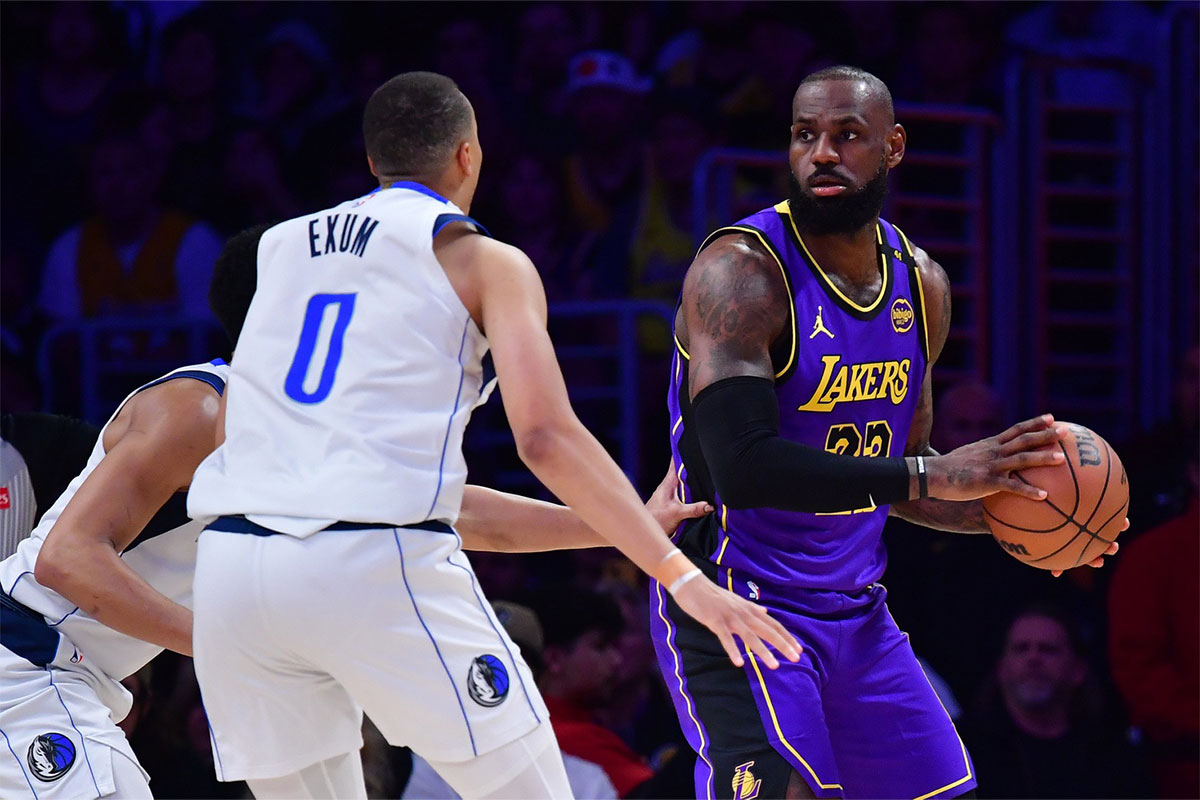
[187,71,800,800]
[0,222,716,799]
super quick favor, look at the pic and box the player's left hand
[1051,519,1126,577]
[646,462,713,535]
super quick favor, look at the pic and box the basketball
[983,422,1129,571]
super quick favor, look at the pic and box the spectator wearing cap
[400,601,619,800]
[561,51,652,237]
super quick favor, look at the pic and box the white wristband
[658,547,683,567]
[667,568,703,595]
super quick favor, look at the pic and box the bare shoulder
[681,232,789,393]
[104,378,222,458]
[681,233,789,344]
[433,223,540,327]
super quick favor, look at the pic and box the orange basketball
[983,422,1129,571]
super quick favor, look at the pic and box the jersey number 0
[284,293,357,404]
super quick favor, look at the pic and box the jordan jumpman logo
[810,305,834,339]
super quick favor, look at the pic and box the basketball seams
[985,427,1126,570]
[1078,438,1114,531]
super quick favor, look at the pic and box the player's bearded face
[788,154,889,235]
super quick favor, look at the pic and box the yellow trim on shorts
[655,581,715,800]
[747,652,844,790]
[716,536,731,565]
[672,416,684,436]
[775,201,890,314]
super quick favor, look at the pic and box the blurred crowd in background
[1,1,1196,798]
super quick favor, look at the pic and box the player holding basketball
[186,72,799,800]
[652,66,1119,799]
[0,223,712,799]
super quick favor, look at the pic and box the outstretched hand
[672,575,802,669]
[646,463,713,535]
[928,415,1069,502]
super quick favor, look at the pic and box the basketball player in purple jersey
[651,66,1120,799]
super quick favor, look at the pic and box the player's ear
[886,124,905,169]
[456,140,474,178]
[367,154,379,178]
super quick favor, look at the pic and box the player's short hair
[209,223,273,347]
[362,71,473,179]
[797,65,894,122]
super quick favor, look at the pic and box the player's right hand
[927,414,1068,502]
[646,462,714,535]
[672,576,801,669]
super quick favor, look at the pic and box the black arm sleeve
[692,376,911,513]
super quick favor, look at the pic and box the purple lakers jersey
[668,201,929,592]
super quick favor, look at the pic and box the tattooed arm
[888,246,991,532]
[680,234,790,394]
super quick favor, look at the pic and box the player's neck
[798,221,880,286]
[379,175,470,213]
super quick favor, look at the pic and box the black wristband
[692,376,911,513]
[916,455,929,499]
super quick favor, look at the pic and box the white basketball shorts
[0,644,146,799]
[193,520,549,782]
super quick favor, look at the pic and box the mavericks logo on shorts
[467,654,510,707]
[27,732,75,782]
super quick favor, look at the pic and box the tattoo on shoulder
[689,237,787,352]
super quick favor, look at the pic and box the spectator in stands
[251,20,348,155]
[155,10,231,223]
[7,2,132,250]
[1108,452,1199,798]
[533,589,656,797]
[217,127,302,232]
[629,89,715,318]
[38,130,222,324]
[510,3,579,140]
[562,51,652,237]
[959,605,1150,798]
[494,155,598,304]
[401,601,619,799]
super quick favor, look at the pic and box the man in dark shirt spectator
[960,605,1150,798]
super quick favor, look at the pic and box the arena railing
[1001,53,1158,441]
[37,316,226,424]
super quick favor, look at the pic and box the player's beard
[788,157,889,236]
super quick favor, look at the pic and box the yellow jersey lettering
[802,357,911,412]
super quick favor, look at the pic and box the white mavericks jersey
[0,361,228,686]
[188,183,491,537]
